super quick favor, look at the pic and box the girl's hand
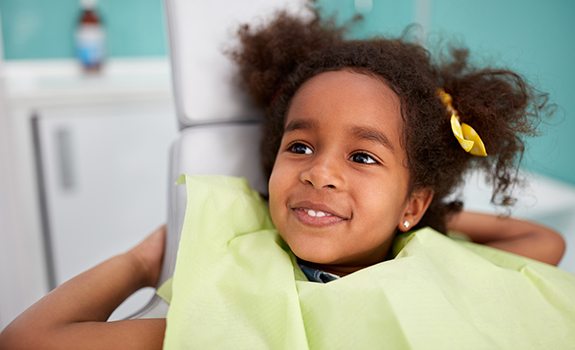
[127,225,166,288]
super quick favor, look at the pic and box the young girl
[1,6,570,350]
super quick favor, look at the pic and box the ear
[398,187,434,232]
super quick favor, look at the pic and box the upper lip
[289,200,350,220]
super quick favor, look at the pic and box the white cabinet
[37,102,176,319]
[0,59,178,326]
[37,102,175,285]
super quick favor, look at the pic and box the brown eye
[288,143,313,155]
[350,152,377,164]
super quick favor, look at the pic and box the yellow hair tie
[438,89,487,157]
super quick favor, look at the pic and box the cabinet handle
[55,127,76,191]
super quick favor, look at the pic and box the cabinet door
[36,101,177,320]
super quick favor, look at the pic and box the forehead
[286,70,403,139]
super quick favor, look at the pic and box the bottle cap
[80,0,97,9]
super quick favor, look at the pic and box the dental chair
[129,0,306,319]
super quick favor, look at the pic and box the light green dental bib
[163,175,575,349]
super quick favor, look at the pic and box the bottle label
[76,24,105,67]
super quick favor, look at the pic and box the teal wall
[428,0,575,187]
[319,0,575,186]
[1,0,573,185]
[0,0,167,59]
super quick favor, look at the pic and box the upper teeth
[306,209,329,217]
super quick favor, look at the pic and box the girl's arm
[0,226,167,350]
[448,211,566,265]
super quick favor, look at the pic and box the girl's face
[269,70,431,276]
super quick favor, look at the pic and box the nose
[299,153,343,190]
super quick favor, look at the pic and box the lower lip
[292,208,346,227]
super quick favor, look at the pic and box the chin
[290,245,339,264]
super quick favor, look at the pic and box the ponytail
[434,48,549,209]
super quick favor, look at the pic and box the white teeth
[306,209,328,217]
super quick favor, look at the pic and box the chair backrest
[165,0,306,127]
[129,0,305,318]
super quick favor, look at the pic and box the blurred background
[1,0,167,59]
[1,0,574,329]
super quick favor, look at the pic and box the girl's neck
[298,259,371,277]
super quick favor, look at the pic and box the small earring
[402,220,410,229]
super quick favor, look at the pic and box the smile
[290,204,349,227]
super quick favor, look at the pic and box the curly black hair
[230,7,549,233]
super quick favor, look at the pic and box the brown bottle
[75,0,106,73]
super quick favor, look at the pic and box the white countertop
[0,57,173,105]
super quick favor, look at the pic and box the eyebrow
[284,119,317,133]
[284,118,395,152]
[351,126,395,152]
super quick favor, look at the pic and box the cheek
[355,174,409,221]
[268,163,288,222]
[268,162,284,199]
[268,154,296,194]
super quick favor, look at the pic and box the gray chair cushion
[129,121,266,319]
